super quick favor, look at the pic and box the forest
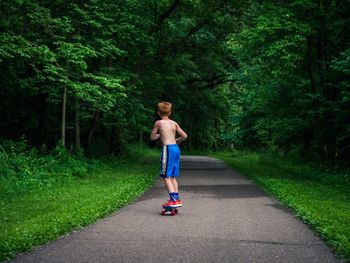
[1,0,350,261]
[1,0,349,165]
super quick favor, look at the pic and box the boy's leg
[163,178,175,193]
[170,146,181,201]
[162,177,178,203]
[170,177,181,202]
[170,177,178,193]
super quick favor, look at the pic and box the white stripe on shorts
[161,146,167,176]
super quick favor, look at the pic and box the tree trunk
[307,35,326,164]
[139,130,143,145]
[75,99,81,152]
[316,0,336,165]
[61,86,67,146]
[87,110,100,145]
[187,125,192,151]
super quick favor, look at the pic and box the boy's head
[158,101,172,116]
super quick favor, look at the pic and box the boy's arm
[150,121,160,141]
[175,123,188,144]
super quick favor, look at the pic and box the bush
[0,140,100,196]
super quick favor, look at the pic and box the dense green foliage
[227,1,350,166]
[213,151,350,260]
[0,139,99,195]
[0,0,242,154]
[0,0,349,165]
[0,144,159,261]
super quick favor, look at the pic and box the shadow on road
[142,184,267,199]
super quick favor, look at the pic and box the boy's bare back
[150,101,187,146]
[151,119,187,146]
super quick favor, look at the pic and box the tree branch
[149,0,181,34]
[185,74,236,89]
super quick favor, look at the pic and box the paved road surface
[9,156,343,263]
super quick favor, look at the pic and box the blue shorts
[160,144,180,178]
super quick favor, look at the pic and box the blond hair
[158,101,172,116]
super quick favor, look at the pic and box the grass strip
[0,147,159,261]
[212,151,350,261]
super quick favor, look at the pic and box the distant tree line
[0,0,349,166]
[228,0,350,166]
[0,0,242,155]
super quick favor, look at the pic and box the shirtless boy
[150,101,188,208]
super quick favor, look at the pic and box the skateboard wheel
[174,209,178,214]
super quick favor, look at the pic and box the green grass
[211,151,350,261]
[0,146,159,261]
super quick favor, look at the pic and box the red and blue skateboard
[161,205,179,216]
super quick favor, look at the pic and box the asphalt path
[9,156,343,263]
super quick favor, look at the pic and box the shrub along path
[9,156,343,263]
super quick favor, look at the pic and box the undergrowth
[0,141,159,261]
